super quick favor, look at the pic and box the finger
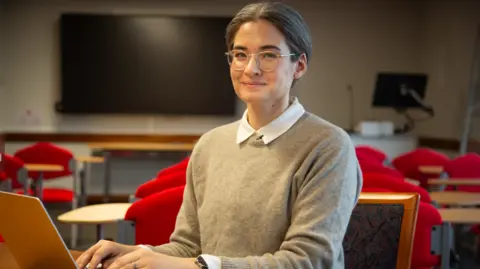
[101,258,116,269]
[108,251,141,269]
[88,245,112,269]
[76,242,103,269]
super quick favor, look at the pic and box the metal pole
[460,25,480,154]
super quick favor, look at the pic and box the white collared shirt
[236,97,306,145]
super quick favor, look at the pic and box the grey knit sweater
[153,112,362,269]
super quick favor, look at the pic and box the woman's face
[229,19,307,106]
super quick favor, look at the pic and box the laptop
[0,191,79,269]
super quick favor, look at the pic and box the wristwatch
[195,256,208,269]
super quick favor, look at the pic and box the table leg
[80,161,88,207]
[103,152,112,203]
[96,224,104,241]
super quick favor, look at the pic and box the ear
[293,53,307,80]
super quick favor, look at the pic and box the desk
[88,142,196,152]
[429,179,480,186]
[0,243,82,269]
[24,164,63,172]
[88,142,195,202]
[58,203,132,240]
[24,163,64,201]
[419,165,443,174]
[430,191,480,206]
[438,208,480,224]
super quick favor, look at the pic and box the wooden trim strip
[4,133,201,143]
[4,132,473,152]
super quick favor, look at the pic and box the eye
[260,51,278,60]
[233,51,248,61]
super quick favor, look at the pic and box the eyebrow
[232,45,282,51]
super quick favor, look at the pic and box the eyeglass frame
[225,50,299,72]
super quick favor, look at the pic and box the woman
[77,2,362,269]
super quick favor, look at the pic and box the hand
[106,247,197,269]
[76,240,139,269]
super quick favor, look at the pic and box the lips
[241,82,267,86]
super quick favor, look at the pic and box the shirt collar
[236,97,305,145]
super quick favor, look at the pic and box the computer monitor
[372,73,428,110]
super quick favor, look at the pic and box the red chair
[442,153,480,192]
[14,142,76,203]
[363,172,432,203]
[360,184,451,269]
[156,157,189,178]
[355,145,389,164]
[1,154,28,193]
[359,158,405,179]
[124,185,185,245]
[392,148,450,189]
[411,202,445,269]
[135,170,186,199]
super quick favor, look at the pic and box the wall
[416,0,480,142]
[0,0,6,128]
[2,0,424,134]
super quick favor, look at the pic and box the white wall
[416,0,480,140]
[0,0,6,128]
[2,0,424,135]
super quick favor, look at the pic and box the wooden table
[429,179,480,186]
[75,156,105,206]
[0,243,82,269]
[58,203,132,240]
[430,191,480,206]
[24,163,63,172]
[418,165,443,174]
[438,208,480,224]
[24,163,64,201]
[88,142,196,152]
[88,142,195,202]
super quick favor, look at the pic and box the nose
[243,55,261,76]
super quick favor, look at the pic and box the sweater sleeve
[151,154,202,258]
[220,132,362,269]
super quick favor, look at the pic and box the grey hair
[225,1,312,63]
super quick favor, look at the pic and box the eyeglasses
[225,50,297,72]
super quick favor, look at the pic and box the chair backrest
[359,158,404,179]
[1,154,27,189]
[14,142,74,180]
[410,201,442,268]
[356,145,389,164]
[363,172,432,203]
[135,170,186,199]
[125,185,185,245]
[392,148,450,188]
[343,192,419,269]
[443,153,480,192]
[156,157,189,178]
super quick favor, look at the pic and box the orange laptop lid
[0,191,78,269]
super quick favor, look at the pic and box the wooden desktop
[0,243,82,269]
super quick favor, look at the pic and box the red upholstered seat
[156,157,189,178]
[392,148,450,189]
[14,142,75,203]
[1,154,27,190]
[125,185,185,245]
[355,145,388,164]
[359,158,404,179]
[443,153,480,192]
[363,172,432,203]
[16,188,74,203]
[135,170,186,199]
[411,202,443,269]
